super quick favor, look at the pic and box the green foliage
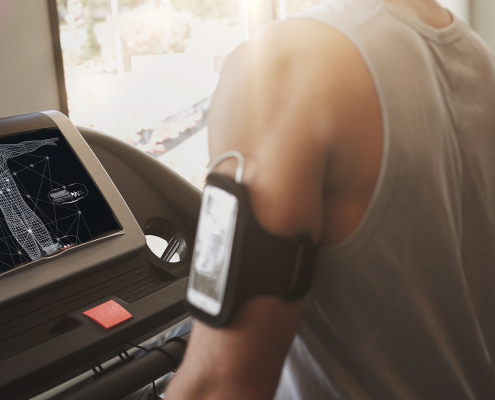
[285,0,322,14]
[57,0,239,24]
[82,2,101,60]
[57,0,150,19]
[171,0,238,21]
[119,9,191,70]
[56,0,67,14]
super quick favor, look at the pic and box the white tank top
[275,1,495,399]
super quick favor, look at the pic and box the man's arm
[0,138,58,159]
[166,19,379,400]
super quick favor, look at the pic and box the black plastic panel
[0,127,200,400]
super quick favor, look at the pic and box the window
[56,0,244,189]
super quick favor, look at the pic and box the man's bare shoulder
[165,18,383,400]
[208,18,381,238]
[210,18,378,153]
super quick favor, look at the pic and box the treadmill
[0,111,200,400]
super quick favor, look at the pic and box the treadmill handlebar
[71,331,190,400]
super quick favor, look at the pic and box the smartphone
[187,185,238,316]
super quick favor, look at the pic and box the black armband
[185,173,317,327]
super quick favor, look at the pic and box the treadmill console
[0,111,145,307]
[0,112,199,400]
[0,117,123,277]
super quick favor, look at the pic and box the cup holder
[143,218,188,265]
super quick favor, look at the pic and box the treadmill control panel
[0,112,194,400]
[0,128,121,274]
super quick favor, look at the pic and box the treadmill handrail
[70,332,190,400]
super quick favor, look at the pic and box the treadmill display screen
[0,128,121,274]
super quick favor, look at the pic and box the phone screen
[187,185,238,316]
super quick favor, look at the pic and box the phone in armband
[185,152,317,327]
[187,184,238,316]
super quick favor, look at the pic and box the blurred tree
[171,0,238,21]
[56,0,68,15]
[119,8,191,70]
[284,0,321,14]
[57,0,150,22]
[82,1,101,60]
[56,0,192,71]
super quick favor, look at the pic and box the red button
[83,300,133,330]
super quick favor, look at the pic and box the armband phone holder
[185,151,317,327]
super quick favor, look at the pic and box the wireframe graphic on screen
[0,128,121,275]
[49,183,88,204]
[0,138,62,261]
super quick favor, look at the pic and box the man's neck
[382,0,453,28]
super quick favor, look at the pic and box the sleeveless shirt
[274,1,495,399]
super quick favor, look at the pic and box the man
[167,0,495,398]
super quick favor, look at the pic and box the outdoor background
[56,0,321,190]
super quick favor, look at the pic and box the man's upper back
[276,1,495,399]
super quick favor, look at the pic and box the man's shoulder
[230,18,364,88]
[218,18,377,143]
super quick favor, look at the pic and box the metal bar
[279,0,287,19]
[111,0,125,76]
[238,0,250,40]
[162,238,180,262]
[70,332,190,400]
[46,0,69,116]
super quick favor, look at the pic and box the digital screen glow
[0,127,121,274]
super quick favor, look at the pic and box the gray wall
[438,0,495,51]
[0,0,61,118]
[438,0,470,21]
[471,0,495,51]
